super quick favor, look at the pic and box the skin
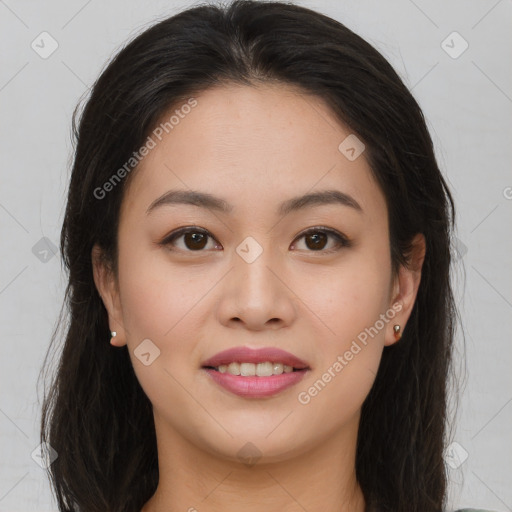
[92,82,425,512]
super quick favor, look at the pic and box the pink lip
[200,346,310,369]
[202,368,309,398]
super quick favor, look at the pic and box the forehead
[120,83,385,222]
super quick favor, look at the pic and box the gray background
[1,0,511,510]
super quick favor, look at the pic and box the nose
[215,244,297,331]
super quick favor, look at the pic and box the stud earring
[110,331,117,343]
[393,324,401,341]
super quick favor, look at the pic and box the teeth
[216,362,297,376]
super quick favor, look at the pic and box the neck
[142,410,366,512]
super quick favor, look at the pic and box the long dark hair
[39,1,457,511]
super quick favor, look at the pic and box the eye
[290,227,351,252]
[160,226,221,252]
[160,226,351,253]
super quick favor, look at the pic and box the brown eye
[292,227,350,252]
[183,231,208,250]
[161,227,220,252]
[161,226,350,254]
[305,231,328,250]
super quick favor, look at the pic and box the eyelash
[159,226,351,254]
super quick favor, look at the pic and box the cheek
[116,240,226,393]
[117,237,208,338]
[303,255,392,344]
[116,245,211,411]
[295,253,391,402]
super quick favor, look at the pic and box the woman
[39,1,495,511]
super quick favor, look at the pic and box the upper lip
[201,346,310,369]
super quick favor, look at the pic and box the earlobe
[385,233,426,346]
[91,244,127,347]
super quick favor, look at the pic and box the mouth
[200,346,311,398]
[202,362,308,375]
[200,346,311,373]
[201,364,310,398]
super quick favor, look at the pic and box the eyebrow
[146,188,363,216]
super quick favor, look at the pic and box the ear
[385,233,426,346]
[91,244,127,347]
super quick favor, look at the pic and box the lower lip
[202,368,309,398]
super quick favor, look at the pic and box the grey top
[455,509,497,512]
[372,507,496,511]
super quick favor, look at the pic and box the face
[93,83,422,464]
